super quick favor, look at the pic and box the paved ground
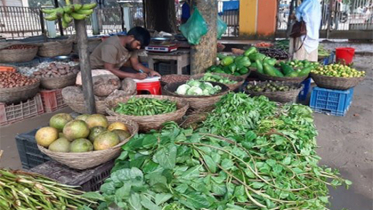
[0,43,372,210]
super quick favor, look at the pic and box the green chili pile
[0,169,99,210]
[114,97,177,116]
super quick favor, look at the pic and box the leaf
[245,131,257,142]
[142,161,159,174]
[129,193,142,210]
[148,173,168,189]
[140,194,161,210]
[114,184,131,201]
[82,191,105,201]
[130,154,148,168]
[202,154,217,173]
[116,151,129,161]
[182,192,211,209]
[100,182,116,195]
[282,156,291,165]
[175,183,189,193]
[142,135,157,149]
[123,135,144,151]
[111,168,144,188]
[211,153,221,164]
[180,165,202,180]
[251,182,265,189]
[319,196,329,203]
[272,165,283,176]
[153,144,177,169]
[155,193,173,205]
[234,185,247,202]
[212,184,226,196]
[221,158,234,170]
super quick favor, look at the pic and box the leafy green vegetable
[198,72,237,84]
[98,93,351,210]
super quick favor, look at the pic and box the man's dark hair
[127,27,151,48]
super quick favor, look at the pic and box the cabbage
[187,86,203,95]
[205,82,213,88]
[176,84,190,95]
[187,80,202,87]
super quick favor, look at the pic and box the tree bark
[74,0,96,114]
[144,0,177,33]
[190,0,218,75]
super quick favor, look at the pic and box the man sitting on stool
[90,27,161,80]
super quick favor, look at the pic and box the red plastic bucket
[335,47,355,65]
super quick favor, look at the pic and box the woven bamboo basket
[310,73,365,90]
[238,72,251,80]
[38,40,73,57]
[160,74,191,86]
[37,117,139,170]
[0,46,38,63]
[0,81,40,104]
[105,95,189,132]
[244,81,303,103]
[40,73,78,90]
[191,73,244,91]
[163,81,230,110]
[256,71,308,84]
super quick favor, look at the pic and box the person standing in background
[181,0,191,24]
[289,0,321,62]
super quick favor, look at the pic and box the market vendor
[90,27,161,80]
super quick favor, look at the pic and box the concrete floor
[0,52,372,210]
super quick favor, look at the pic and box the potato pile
[0,72,38,88]
[32,62,79,79]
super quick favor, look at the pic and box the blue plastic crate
[16,128,51,169]
[310,87,354,116]
[298,78,311,101]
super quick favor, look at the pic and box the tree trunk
[144,0,177,33]
[190,0,218,75]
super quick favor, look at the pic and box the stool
[136,81,162,95]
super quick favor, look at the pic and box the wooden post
[190,0,218,75]
[53,0,64,36]
[74,0,96,114]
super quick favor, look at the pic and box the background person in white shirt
[289,0,322,62]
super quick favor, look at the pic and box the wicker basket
[105,95,189,132]
[238,72,251,80]
[0,46,38,63]
[191,73,244,91]
[256,71,308,84]
[244,81,303,103]
[64,98,107,115]
[160,74,191,86]
[310,73,365,90]
[40,73,78,90]
[37,117,139,170]
[163,81,230,110]
[38,40,73,57]
[0,81,40,104]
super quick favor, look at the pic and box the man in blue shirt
[181,0,191,24]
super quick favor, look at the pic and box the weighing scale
[145,44,178,53]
